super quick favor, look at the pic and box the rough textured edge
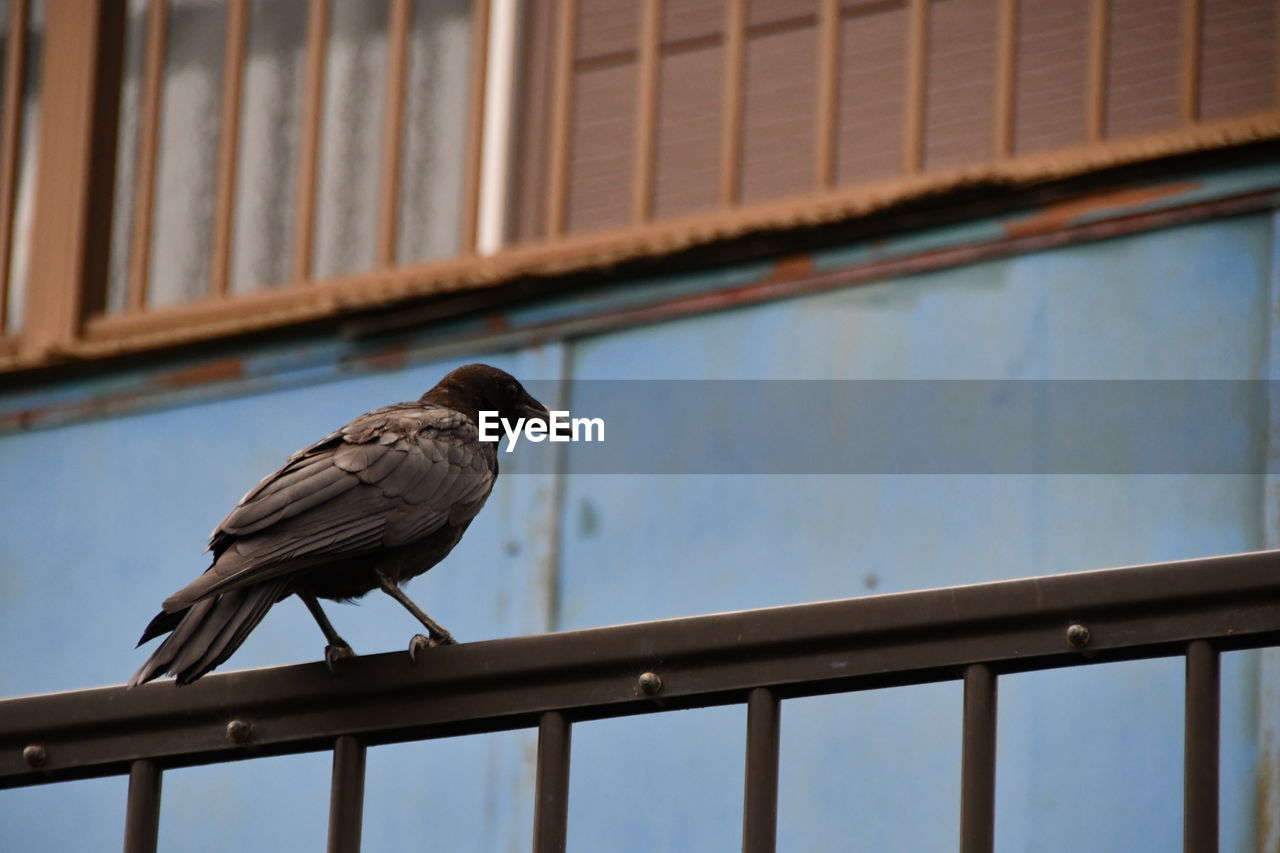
[4,111,1280,372]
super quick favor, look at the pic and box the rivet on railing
[1066,623,1091,649]
[226,719,252,745]
[22,744,46,768]
[636,671,663,696]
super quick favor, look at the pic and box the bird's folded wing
[166,410,494,611]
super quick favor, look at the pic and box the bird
[129,363,549,686]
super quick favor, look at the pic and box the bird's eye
[506,382,518,397]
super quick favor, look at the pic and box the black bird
[129,363,548,686]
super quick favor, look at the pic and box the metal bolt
[22,745,46,768]
[226,719,252,744]
[637,671,663,696]
[1066,623,1091,649]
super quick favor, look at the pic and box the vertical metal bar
[1184,639,1220,853]
[327,735,367,853]
[1086,0,1108,142]
[814,0,840,190]
[1179,0,1201,124]
[23,0,127,358]
[0,0,29,330]
[903,0,928,174]
[719,0,746,207]
[122,759,163,853]
[376,0,411,267]
[208,0,248,299]
[631,0,661,224]
[960,664,998,853]
[292,0,327,282]
[742,687,781,853]
[458,0,491,255]
[126,0,167,311]
[545,0,576,239]
[533,710,572,853]
[993,0,1017,158]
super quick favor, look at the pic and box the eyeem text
[478,410,605,452]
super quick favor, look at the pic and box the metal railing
[2,549,1279,852]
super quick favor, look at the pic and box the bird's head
[425,363,550,426]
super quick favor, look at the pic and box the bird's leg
[298,590,356,672]
[375,572,456,661]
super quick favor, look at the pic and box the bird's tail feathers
[128,578,293,687]
[136,608,185,647]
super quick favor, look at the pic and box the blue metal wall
[1,166,1276,851]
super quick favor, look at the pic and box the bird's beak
[519,392,550,421]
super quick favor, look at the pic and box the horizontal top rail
[2,549,1279,788]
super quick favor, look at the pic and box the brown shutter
[924,0,998,169]
[510,0,555,245]
[1198,0,1275,122]
[741,10,818,203]
[653,20,723,219]
[508,0,1280,244]
[1106,0,1182,138]
[1014,0,1090,155]
[567,0,639,234]
[837,1,909,186]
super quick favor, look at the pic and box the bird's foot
[408,631,457,662]
[324,642,356,673]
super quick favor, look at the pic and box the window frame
[3,0,1280,375]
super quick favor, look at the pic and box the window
[0,0,43,337]
[2,0,1278,368]
[108,0,478,310]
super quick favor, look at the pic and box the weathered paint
[0,163,1277,851]
[557,215,1271,851]
[1259,207,1280,853]
[1002,180,1199,237]
[0,349,561,851]
[154,356,246,388]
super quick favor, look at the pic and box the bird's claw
[408,634,432,662]
[407,632,456,662]
[324,643,356,673]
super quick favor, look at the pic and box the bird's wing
[165,405,495,611]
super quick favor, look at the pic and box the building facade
[2,1,1278,850]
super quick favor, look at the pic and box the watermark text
[478,410,605,452]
